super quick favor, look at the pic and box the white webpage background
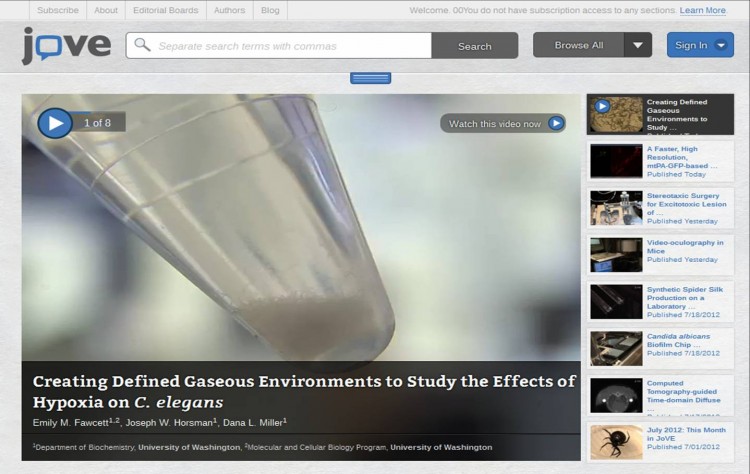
[0,14,747,474]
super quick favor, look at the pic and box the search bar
[126,33,432,59]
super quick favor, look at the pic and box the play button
[48,116,64,131]
[38,108,73,139]
[548,115,565,131]
[594,99,611,114]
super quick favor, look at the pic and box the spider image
[600,429,630,458]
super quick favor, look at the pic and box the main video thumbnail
[22,94,580,363]
[22,94,583,462]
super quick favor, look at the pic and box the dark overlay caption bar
[24,361,580,461]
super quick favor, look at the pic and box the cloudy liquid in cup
[236,295,389,361]
[123,126,394,362]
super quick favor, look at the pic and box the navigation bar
[2,1,747,21]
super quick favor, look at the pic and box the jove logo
[22,27,111,65]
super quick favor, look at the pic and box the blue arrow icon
[38,108,73,139]
[594,99,611,114]
[548,115,565,131]
[714,39,728,51]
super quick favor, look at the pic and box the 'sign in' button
[667,32,734,58]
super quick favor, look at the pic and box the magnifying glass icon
[134,37,151,52]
